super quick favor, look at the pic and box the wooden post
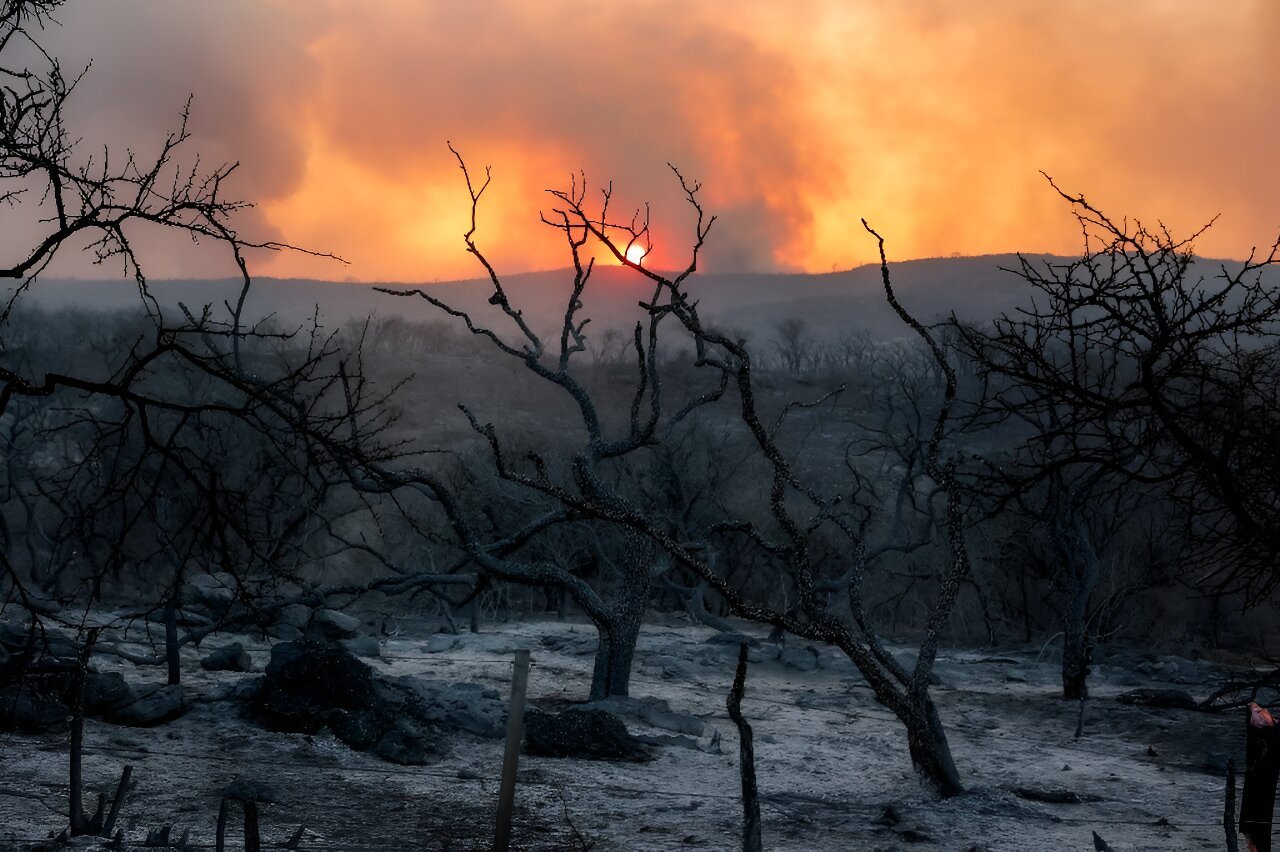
[493,648,531,852]
[244,799,261,852]
[215,798,228,852]
[100,764,132,838]
[727,643,762,852]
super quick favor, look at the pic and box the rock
[260,642,373,730]
[269,625,305,643]
[1014,786,1102,804]
[82,672,132,714]
[586,696,706,737]
[255,641,445,764]
[311,609,360,640]
[524,708,652,762]
[0,621,28,651]
[340,637,382,659]
[0,683,66,731]
[182,573,236,613]
[424,634,458,654]
[1115,688,1197,710]
[104,683,185,727]
[779,646,820,672]
[268,604,312,641]
[816,650,852,671]
[402,680,506,738]
[275,604,312,630]
[201,643,253,672]
[371,720,435,765]
[703,633,755,646]
[253,641,512,764]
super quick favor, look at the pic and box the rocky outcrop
[524,708,652,762]
[252,641,506,765]
[201,643,253,672]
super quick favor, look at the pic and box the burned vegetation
[4,2,1280,850]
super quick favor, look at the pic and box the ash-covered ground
[0,611,1250,851]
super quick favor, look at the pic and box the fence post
[244,799,261,852]
[493,648,531,852]
[215,798,228,852]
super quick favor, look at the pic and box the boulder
[586,696,706,737]
[182,573,236,613]
[371,720,436,765]
[340,637,382,659]
[104,683,185,727]
[424,634,458,654]
[0,621,28,651]
[403,680,506,739]
[524,708,652,762]
[255,641,441,764]
[260,641,373,728]
[82,672,132,714]
[268,604,312,641]
[310,609,360,640]
[275,604,312,631]
[251,642,515,764]
[779,646,820,672]
[0,683,66,731]
[201,643,253,673]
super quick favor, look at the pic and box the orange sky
[29,0,1280,282]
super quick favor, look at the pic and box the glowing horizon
[23,1,1280,283]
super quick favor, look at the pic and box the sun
[625,243,647,264]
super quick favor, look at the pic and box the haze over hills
[12,253,1262,344]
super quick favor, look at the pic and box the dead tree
[952,176,1280,603]
[727,643,762,852]
[0,6,409,801]
[356,152,974,795]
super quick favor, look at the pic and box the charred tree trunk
[588,605,643,701]
[587,547,652,701]
[727,643,762,852]
[164,597,180,686]
[68,630,98,836]
[903,695,964,798]
[1061,621,1093,701]
[1057,512,1099,701]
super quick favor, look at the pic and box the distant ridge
[9,253,1256,341]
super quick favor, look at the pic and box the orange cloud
[27,1,1280,281]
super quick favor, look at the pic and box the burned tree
[372,150,709,700]
[953,176,1280,603]
[363,149,975,795]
